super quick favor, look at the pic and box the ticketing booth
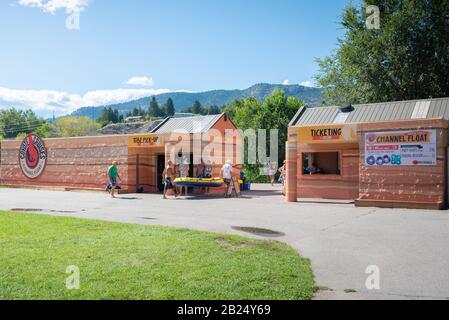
[286,98,449,209]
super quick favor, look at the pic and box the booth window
[302,152,341,175]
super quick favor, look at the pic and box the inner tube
[174,177,224,188]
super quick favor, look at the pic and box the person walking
[278,160,286,185]
[179,156,190,196]
[278,160,286,195]
[162,160,178,199]
[268,160,276,186]
[107,161,122,198]
[221,160,233,197]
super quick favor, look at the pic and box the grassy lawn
[0,211,314,300]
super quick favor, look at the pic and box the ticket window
[302,152,341,175]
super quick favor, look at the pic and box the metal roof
[290,97,449,126]
[152,114,224,134]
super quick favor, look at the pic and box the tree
[191,100,203,115]
[164,97,175,116]
[316,0,449,105]
[204,105,222,115]
[149,96,164,118]
[223,89,304,181]
[0,108,44,139]
[35,122,53,138]
[97,107,123,127]
[49,116,101,137]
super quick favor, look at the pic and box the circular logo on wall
[19,134,47,179]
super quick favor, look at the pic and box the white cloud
[125,76,154,87]
[18,0,91,14]
[0,86,180,117]
[282,79,290,85]
[299,81,314,88]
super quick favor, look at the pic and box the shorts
[165,177,173,190]
[223,178,231,185]
[110,177,117,187]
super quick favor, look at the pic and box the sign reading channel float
[365,130,437,166]
[19,134,47,179]
[128,134,163,148]
[298,124,357,143]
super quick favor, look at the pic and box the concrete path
[1,185,449,300]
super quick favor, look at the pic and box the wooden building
[286,98,449,209]
[0,113,241,194]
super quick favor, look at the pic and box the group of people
[267,160,287,187]
[105,158,288,199]
[162,158,232,199]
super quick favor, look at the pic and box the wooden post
[286,127,298,202]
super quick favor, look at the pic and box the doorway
[157,154,165,192]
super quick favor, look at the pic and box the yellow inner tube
[174,177,244,184]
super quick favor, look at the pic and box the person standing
[204,160,213,178]
[278,160,286,195]
[179,156,190,196]
[278,160,286,185]
[107,161,122,198]
[221,160,233,197]
[268,160,276,186]
[162,160,178,199]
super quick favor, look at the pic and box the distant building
[125,116,144,123]
[173,112,196,118]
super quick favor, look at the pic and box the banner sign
[19,133,47,179]
[298,124,357,143]
[365,130,436,166]
[128,134,163,148]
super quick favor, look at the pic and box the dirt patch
[215,237,254,251]
[232,226,285,238]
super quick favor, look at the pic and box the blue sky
[0,0,352,116]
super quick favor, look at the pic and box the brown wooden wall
[296,143,360,200]
[357,119,449,209]
[0,135,130,191]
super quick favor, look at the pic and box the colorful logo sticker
[19,134,47,179]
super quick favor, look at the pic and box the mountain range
[71,83,324,119]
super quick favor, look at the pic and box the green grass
[0,211,314,300]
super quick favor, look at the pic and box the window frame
[301,151,342,176]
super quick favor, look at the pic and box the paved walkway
[1,185,449,300]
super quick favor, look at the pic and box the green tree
[149,96,164,118]
[204,105,222,115]
[223,89,303,181]
[97,107,123,127]
[191,100,203,115]
[164,97,175,116]
[0,108,44,139]
[316,0,449,105]
[35,122,53,138]
[49,116,101,137]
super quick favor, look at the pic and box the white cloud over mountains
[0,87,175,117]
[300,81,314,88]
[125,76,154,87]
[18,0,91,14]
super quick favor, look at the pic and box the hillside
[71,83,323,119]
